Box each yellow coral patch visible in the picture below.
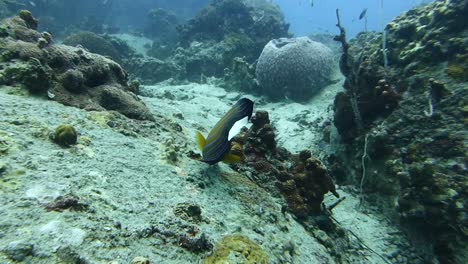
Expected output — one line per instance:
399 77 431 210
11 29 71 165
203 234 268 264
446 63 467 81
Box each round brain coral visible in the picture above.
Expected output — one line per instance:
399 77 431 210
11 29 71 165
255 37 334 101
53 124 77 147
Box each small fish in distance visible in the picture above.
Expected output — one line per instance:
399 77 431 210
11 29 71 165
359 8 368 20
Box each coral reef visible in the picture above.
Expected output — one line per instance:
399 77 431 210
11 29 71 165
174 0 290 84
145 8 179 45
203 234 268 264
62 31 181 84
0 11 153 120
277 155 340 218
331 1 468 262
50 0 291 87
222 56 258 92
232 110 339 219
256 37 335 101
125 56 182 85
171 40 230 81
2 58 52 93
332 31 401 141
146 41 174 60
62 31 121 62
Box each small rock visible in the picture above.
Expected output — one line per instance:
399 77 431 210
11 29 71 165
173 112 184 120
313 230 332 248
37 37 48 49
5 241 34 261
56 246 88 264
178 233 213 253
163 90 175 100
174 202 202 223
283 240 295 255
386 248 400 258
18 10 38 29
61 69 84 92
131 256 150 264
0 161 7 175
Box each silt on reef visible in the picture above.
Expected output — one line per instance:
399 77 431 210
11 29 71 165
231 110 339 220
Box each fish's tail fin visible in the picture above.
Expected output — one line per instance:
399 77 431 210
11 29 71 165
221 153 241 164
195 131 206 151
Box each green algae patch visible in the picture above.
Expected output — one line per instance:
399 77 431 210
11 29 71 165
0 131 16 156
86 111 115 128
446 63 468 81
203 234 268 264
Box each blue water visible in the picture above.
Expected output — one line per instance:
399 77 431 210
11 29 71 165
273 0 432 37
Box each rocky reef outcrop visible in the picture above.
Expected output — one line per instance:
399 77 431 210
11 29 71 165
62 31 181 85
0 11 153 120
33 0 291 89
145 8 179 45
256 37 335 101
62 31 122 63
331 1 467 262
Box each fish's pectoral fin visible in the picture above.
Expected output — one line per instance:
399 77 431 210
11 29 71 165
228 116 250 141
221 153 241 164
195 131 206 151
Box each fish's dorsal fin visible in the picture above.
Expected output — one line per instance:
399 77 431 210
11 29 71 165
228 116 250 141
221 153 241 164
195 131 206 151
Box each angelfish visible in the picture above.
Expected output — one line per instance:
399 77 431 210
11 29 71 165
196 98 254 165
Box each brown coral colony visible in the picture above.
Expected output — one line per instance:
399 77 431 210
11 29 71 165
232 110 339 219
